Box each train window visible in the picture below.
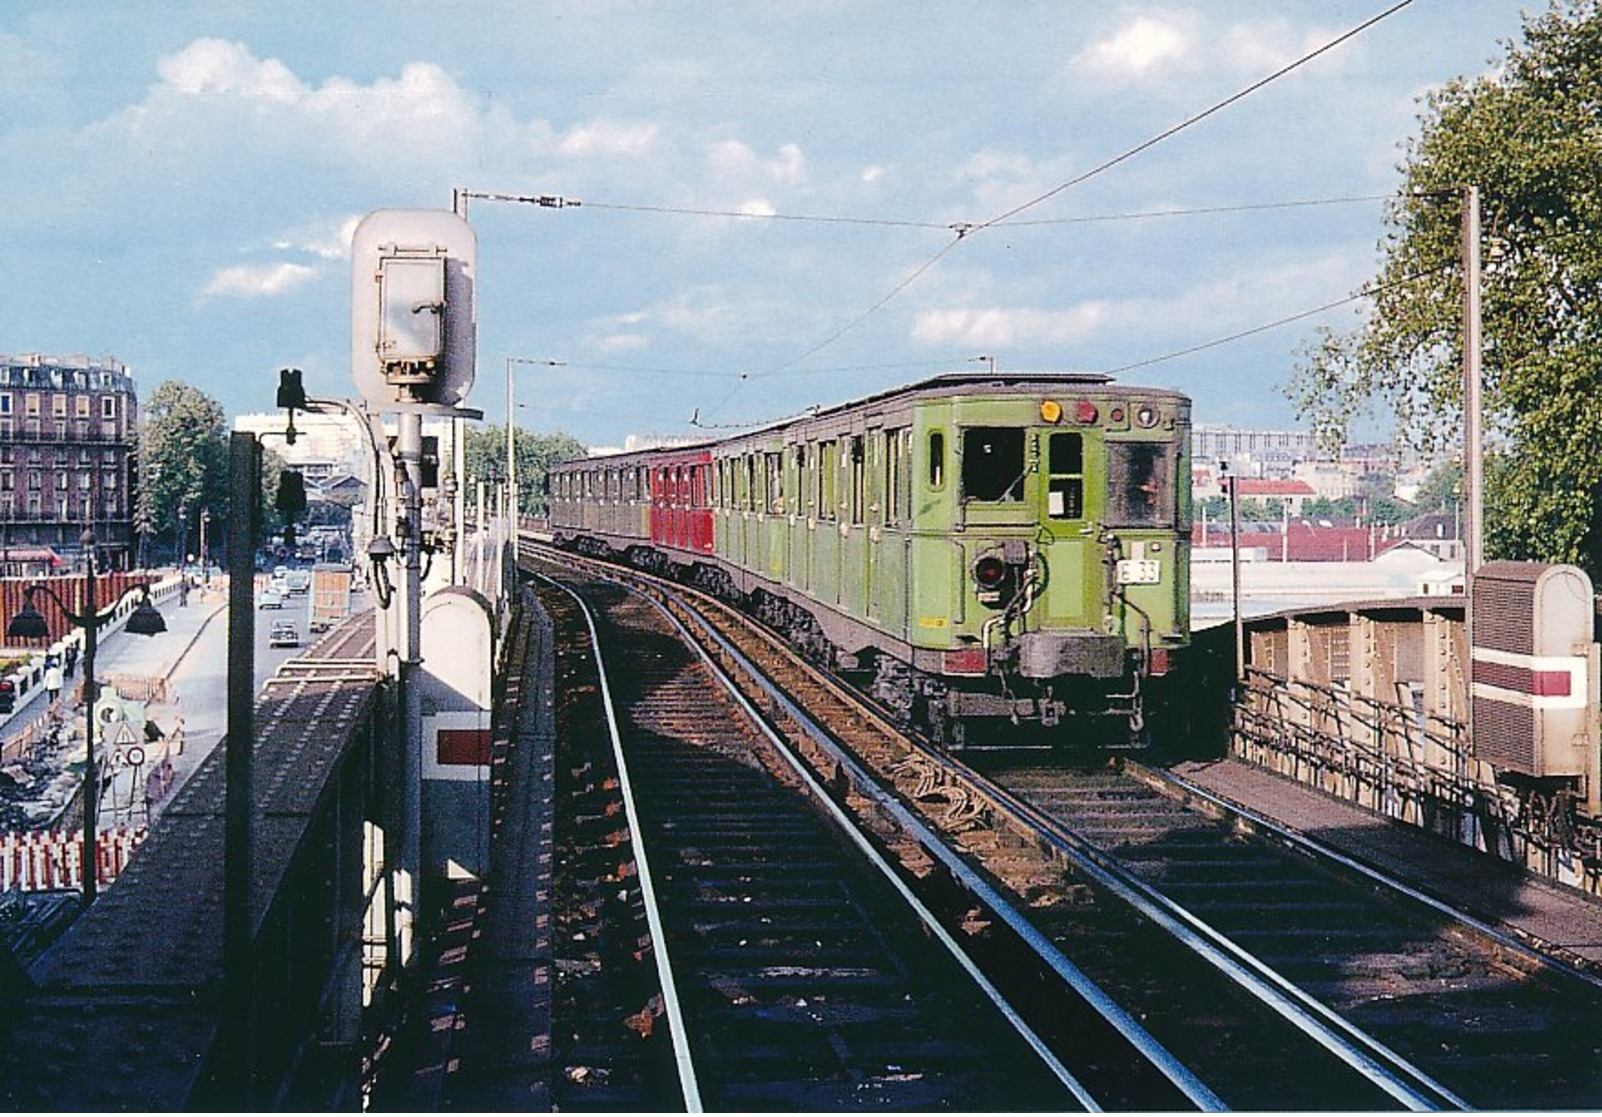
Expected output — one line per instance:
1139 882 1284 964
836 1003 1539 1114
1106 442 1173 527
928 431 945 490
961 427 1025 502
886 428 910 524
1048 433 1084 520
766 452 783 513
820 440 838 520
849 436 865 525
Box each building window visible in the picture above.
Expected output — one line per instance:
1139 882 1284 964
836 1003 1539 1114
75 395 89 418
52 395 66 417
25 393 40 417
0 393 10 414
101 396 116 420
103 472 117 490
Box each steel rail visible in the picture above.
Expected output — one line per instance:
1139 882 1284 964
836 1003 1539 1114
956 762 1471 1111
1151 762 1602 993
534 572 704 1112
524 540 1464 1109
634 581 1104 1111
635 574 1227 1113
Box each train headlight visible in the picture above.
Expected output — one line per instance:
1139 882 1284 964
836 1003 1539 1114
1039 400 1063 423
1075 400 1099 425
973 554 1009 590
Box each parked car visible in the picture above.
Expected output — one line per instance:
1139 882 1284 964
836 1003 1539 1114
268 621 301 648
259 589 285 610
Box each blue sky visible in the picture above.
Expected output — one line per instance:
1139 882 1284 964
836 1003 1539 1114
2 2 1530 448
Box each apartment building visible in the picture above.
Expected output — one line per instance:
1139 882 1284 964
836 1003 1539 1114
0 354 139 567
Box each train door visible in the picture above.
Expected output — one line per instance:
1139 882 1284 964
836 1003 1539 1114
910 406 960 643
814 439 841 605
791 443 812 594
872 427 912 638
764 450 787 582
841 433 869 619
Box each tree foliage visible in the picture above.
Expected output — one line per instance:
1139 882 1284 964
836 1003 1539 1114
462 424 585 516
1287 2 1602 575
137 380 229 557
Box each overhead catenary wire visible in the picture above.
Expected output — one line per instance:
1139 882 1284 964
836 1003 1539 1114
699 0 1418 417
1100 261 1457 377
466 1 1421 432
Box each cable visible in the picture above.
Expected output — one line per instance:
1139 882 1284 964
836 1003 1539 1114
1100 261 1454 377
582 200 950 231
974 0 1417 233
698 0 1416 417
999 194 1391 229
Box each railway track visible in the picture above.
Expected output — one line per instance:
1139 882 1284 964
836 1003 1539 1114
980 758 1602 1111
522 542 1548 1109
534 566 1088 1111
527 541 1602 1108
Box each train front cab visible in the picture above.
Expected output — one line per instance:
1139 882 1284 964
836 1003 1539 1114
904 388 1190 739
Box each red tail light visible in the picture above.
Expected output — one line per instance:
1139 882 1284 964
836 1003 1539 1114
973 554 1008 589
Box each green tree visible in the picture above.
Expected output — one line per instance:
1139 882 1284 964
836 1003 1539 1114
1412 459 1465 516
1286 2 1602 575
138 381 229 562
463 425 585 516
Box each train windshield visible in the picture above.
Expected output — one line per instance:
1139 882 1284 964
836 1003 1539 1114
961 428 1025 502
1105 441 1174 527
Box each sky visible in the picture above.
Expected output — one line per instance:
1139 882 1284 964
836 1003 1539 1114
1 1 1534 450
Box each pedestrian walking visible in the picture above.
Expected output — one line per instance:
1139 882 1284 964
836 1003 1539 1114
44 659 64 706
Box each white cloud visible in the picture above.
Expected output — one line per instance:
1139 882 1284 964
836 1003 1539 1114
157 37 301 101
100 39 491 176
595 332 651 353
203 261 317 298
1073 14 1194 83
911 303 1113 348
556 119 660 157
707 139 806 185
272 215 361 261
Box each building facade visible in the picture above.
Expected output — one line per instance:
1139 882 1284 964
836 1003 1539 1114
0 354 139 568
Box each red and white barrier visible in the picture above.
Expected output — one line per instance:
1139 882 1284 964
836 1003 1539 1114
0 827 147 892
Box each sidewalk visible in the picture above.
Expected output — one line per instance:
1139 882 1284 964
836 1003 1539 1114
0 582 229 834
96 583 231 825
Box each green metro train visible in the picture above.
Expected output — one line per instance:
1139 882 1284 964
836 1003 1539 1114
548 372 1191 744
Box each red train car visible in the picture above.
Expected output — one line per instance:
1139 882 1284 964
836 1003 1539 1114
649 448 714 556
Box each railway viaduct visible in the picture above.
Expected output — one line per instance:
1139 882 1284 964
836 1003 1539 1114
1 552 1598 1109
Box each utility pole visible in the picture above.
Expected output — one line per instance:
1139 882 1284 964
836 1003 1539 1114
1461 184 1483 842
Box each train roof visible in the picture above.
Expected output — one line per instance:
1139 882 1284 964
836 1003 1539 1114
552 370 1187 468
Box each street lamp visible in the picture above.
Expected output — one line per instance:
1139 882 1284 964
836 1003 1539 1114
505 356 563 526
5 530 166 905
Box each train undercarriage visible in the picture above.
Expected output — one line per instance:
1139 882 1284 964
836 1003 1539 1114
564 535 1154 747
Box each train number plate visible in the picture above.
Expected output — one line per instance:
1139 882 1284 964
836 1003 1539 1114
1116 558 1161 585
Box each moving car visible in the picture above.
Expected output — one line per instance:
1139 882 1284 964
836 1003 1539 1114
259 588 285 609
268 620 301 648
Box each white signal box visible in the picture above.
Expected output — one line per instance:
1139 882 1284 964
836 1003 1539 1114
352 209 477 413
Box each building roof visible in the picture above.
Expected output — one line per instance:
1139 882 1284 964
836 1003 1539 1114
1235 478 1317 497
